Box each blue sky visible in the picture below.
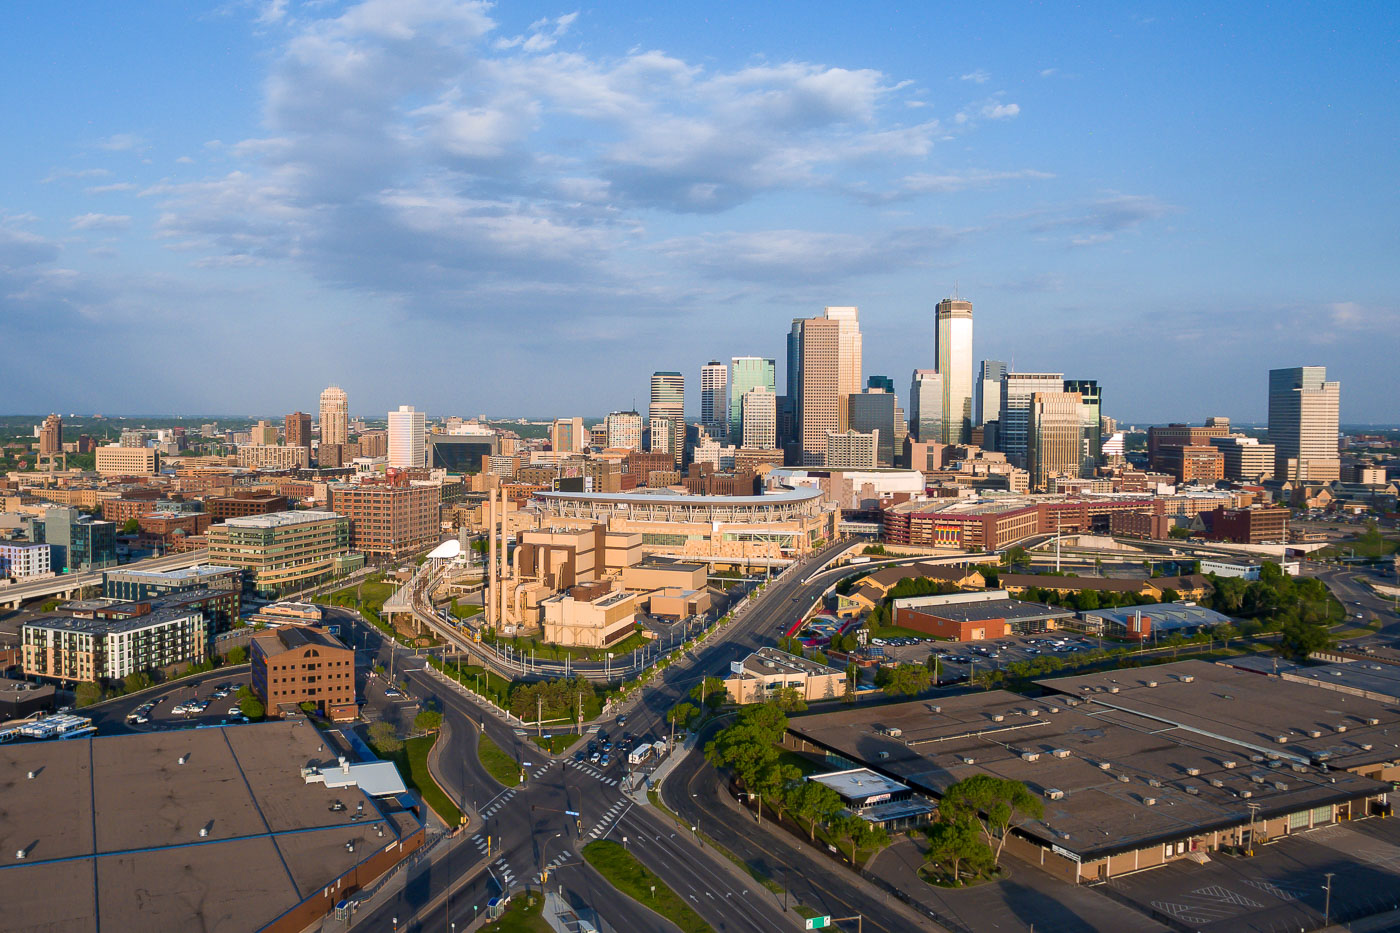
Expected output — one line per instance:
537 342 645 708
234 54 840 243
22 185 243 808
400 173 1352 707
2 1 1396 422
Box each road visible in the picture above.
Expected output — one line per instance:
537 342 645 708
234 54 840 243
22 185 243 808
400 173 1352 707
0 548 210 608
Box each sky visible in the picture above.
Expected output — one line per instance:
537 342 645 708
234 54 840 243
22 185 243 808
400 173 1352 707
2 1 1397 423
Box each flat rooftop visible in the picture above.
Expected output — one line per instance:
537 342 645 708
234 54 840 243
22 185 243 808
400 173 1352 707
25 606 202 636
787 686 1389 861
899 597 1073 625
536 486 821 506
0 721 421 933
808 767 908 801
1035 659 1400 771
735 647 842 679
1226 656 1400 703
105 563 239 581
223 510 340 529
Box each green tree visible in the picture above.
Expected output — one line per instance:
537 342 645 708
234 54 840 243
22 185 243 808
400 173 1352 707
774 686 808 713
238 694 265 720
121 518 141 534
704 703 788 790
876 663 932 697
413 709 444 732
690 676 727 709
74 681 104 707
1214 622 1239 648
368 720 403 755
787 780 844 842
924 813 992 885
667 701 699 745
942 775 1044 867
225 645 248 665
1003 546 1029 569
122 671 153 694
1279 618 1333 660
924 653 942 682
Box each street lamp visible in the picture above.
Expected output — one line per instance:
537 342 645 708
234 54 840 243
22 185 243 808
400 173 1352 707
1324 872 1335 926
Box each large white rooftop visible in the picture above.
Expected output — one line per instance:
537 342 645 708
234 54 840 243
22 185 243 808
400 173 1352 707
224 509 341 529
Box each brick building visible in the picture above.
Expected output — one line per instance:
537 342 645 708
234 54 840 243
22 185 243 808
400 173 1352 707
329 479 441 559
251 625 357 721
1204 506 1289 544
206 491 292 521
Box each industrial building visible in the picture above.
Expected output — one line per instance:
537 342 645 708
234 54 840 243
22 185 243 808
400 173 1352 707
892 589 1073 641
0 722 424 933
723 646 845 704
785 660 1396 884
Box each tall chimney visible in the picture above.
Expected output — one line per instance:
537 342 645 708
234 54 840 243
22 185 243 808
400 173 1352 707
486 490 497 625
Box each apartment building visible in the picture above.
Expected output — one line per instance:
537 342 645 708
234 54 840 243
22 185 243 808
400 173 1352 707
0 541 52 580
206 491 292 521
22 609 207 683
329 480 441 559
95 445 158 476
237 445 311 470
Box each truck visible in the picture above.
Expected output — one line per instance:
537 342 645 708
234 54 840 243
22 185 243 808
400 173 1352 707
628 743 653 765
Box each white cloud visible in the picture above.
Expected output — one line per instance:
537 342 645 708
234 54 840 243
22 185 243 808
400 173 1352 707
85 183 138 194
960 69 990 84
901 168 1052 194
654 226 960 284
982 101 1019 119
70 213 132 230
95 133 147 152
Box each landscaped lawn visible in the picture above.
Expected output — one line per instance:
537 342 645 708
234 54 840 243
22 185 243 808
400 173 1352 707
528 733 576 754
477 733 522 787
450 599 482 619
395 734 463 827
582 840 711 933
480 893 553 932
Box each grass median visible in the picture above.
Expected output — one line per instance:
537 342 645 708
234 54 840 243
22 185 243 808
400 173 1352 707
398 734 463 827
478 732 522 787
581 839 712 933
480 892 552 932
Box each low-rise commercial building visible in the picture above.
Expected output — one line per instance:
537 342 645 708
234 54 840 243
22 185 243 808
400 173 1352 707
251 625 357 721
22 609 207 683
205 510 351 596
1199 557 1299 579
1078 602 1235 639
540 582 637 647
723 646 845 704
206 490 293 521
805 768 934 831
1203 506 1289 544
94 445 158 476
237 444 311 470
892 589 1073 640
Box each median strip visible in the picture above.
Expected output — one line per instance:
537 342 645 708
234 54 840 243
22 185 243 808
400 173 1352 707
581 839 713 933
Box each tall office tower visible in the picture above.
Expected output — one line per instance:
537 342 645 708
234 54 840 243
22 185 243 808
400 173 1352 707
320 386 348 446
387 405 426 469
700 361 728 438
285 411 312 451
729 356 777 443
999 372 1064 468
848 389 896 467
605 410 643 450
976 360 1008 427
1028 391 1083 491
550 417 586 454
935 298 974 443
798 306 863 465
38 414 62 456
740 386 778 450
649 371 685 466
908 370 943 444
1100 414 1117 437
648 416 675 458
1268 366 1341 481
1063 379 1102 476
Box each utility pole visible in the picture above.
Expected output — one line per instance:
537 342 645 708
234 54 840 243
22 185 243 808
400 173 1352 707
1323 872 1335 926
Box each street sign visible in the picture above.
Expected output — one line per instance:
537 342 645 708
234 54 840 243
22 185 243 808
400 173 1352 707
805 918 831 930
565 810 580 816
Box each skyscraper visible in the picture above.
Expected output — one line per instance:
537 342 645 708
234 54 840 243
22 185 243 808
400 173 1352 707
319 386 348 446
976 360 1008 427
700 362 728 438
387 405 426 469
740 386 777 450
649 371 685 466
285 411 312 452
935 298 974 443
908 370 943 444
38 414 62 457
550 417 586 454
1028 391 1083 491
1062 379 1102 476
999 372 1064 468
867 375 895 394
798 306 862 466
848 389 896 467
1268 366 1340 481
729 356 777 443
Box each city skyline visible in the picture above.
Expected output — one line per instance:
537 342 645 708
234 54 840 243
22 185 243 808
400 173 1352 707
2 3 1395 421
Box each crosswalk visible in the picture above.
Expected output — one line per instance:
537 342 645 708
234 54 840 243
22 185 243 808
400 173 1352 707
586 799 631 840
479 787 518 820
532 847 574 884
493 856 515 889
565 757 620 786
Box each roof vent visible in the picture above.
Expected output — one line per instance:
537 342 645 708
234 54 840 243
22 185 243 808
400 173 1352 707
1180 675 1195 683
1308 730 1323 738
1143 797 1157 806
1021 752 1040 762
1099 761 1113 771
1250 754 1265 763
1335 724 1348 733
1118 774 1130 783
1108 686 1120 694
1240 790 1253 798
991 715 1004 723
1052 748 1071 759
346 841 354 853
1045 788 1064 800
1275 735 1290 744
1367 717 1380 726
1273 781 1289 791
199 827 209 838
1065 698 1080 707
26 771 34 780
961 756 975 765
1147 681 1158 688
1361 743 1374 751
929 705 942 713
1251 773 1267 784
1210 778 1225 788
1029 709 1040 717
178 755 188 765
1223 760 1238 769
1186 767 1200 777
877 751 890 760
1291 764 1306 773
1185 786 1200 796
15 849 24 860
1148 778 1162 788
1047 706 1060 713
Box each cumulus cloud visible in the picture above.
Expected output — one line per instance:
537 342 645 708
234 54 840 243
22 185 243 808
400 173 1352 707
70 213 132 230
960 69 990 84
95 133 147 152
901 168 1052 194
85 183 138 194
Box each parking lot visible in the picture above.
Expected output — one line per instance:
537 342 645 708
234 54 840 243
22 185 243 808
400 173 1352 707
123 678 252 730
876 632 1103 678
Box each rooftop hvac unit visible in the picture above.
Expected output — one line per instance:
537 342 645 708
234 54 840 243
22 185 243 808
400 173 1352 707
877 751 890 760
1143 797 1157 806
1251 773 1267 784
1066 698 1080 706
1021 752 1040 762
1180 675 1195 683
1275 735 1289 744
1308 730 1323 738
929 705 942 713
961 756 975 765
1361 743 1375 751
1273 781 1289 791
1148 778 1162 788
178 755 188 765
1185 786 1200 796
992 714 1004 722
1250 755 1265 763
1118 774 1131 783
1045 788 1064 800
199 827 208 838
1335 724 1348 733
1240 790 1253 798
1047 707 1061 713
1029 709 1041 717
1052 748 1072 759
1186 767 1200 777
1210 778 1225 788
1147 681 1158 688
1223 760 1238 769
1367 717 1380 726
1099 761 1113 771
1108 686 1120 694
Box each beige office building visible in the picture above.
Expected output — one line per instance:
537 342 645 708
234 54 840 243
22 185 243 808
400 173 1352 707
238 444 311 470
798 306 863 466
1028 391 1083 491
95 445 158 476
1268 366 1340 482
551 417 586 454
724 647 845 704
319 386 349 446
605 411 643 450
541 582 638 647
1209 436 1276 482
740 386 777 450
824 429 877 469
